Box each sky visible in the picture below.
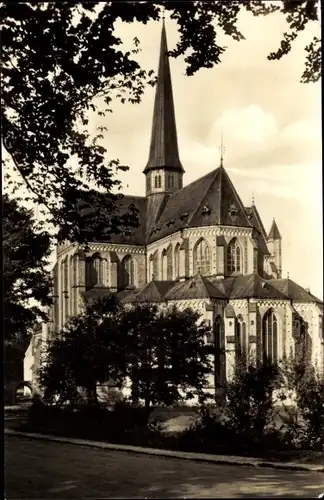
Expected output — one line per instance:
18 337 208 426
100 8 321 299
4 5 322 299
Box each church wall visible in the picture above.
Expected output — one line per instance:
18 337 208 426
147 232 183 280
293 302 324 373
257 301 288 362
147 225 259 280
55 242 146 331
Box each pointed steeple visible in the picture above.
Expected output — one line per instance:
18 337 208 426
268 218 282 240
144 21 184 174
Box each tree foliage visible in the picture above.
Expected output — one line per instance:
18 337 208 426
116 304 213 409
38 295 125 406
225 360 280 442
3 193 52 347
1 1 320 244
39 299 213 409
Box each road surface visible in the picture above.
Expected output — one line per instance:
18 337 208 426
5 435 324 498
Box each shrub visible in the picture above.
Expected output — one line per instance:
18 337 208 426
278 356 324 451
224 360 281 451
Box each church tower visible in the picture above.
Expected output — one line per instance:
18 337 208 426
267 218 282 278
144 21 184 198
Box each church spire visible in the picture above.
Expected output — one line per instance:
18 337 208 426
268 218 282 240
143 21 184 174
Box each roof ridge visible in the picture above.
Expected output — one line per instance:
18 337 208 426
251 205 268 241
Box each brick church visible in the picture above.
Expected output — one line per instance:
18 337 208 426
25 22 323 394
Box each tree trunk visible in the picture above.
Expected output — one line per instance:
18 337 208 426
86 384 99 407
131 362 139 406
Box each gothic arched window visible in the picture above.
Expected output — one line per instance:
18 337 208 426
262 309 278 364
174 243 180 279
154 175 161 189
149 251 158 280
295 318 312 365
161 249 167 280
227 238 241 274
194 238 211 275
166 245 173 280
121 255 135 287
235 316 247 368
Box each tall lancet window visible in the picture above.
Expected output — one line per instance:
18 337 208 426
262 309 278 364
166 244 173 280
227 238 241 274
161 249 167 280
193 238 211 276
121 255 135 287
149 251 158 280
174 243 180 279
235 316 247 368
154 175 161 189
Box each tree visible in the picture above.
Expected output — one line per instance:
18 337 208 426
225 360 280 445
116 304 213 412
38 295 125 406
3 193 52 349
39 299 213 411
278 353 324 450
1 1 320 244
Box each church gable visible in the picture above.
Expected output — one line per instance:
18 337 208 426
164 274 226 301
268 278 323 304
149 166 252 243
189 167 252 230
149 169 217 242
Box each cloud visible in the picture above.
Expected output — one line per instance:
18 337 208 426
210 105 278 144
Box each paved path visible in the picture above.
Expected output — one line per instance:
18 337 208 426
5 435 324 498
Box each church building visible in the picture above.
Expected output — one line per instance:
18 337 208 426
25 23 323 393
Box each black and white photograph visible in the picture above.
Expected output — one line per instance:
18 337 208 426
3 1 323 498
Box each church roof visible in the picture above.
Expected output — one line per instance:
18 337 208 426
144 21 184 174
164 274 226 301
149 166 252 242
79 193 147 246
209 274 287 300
268 219 282 240
126 280 176 303
268 278 322 304
245 206 270 255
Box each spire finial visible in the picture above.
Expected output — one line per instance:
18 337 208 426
162 4 165 21
252 190 255 206
218 133 225 167
287 271 289 279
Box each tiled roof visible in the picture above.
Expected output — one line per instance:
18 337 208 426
209 274 287 300
120 274 321 304
149 166 252 242
164 274 226 301
268 278 323 304
79 193 147 246
128 280 176 303
245 205 270 255
230 274 287 300
117 288 140 302
268 219 282 240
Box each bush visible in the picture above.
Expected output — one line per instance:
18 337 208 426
22 398 167 446
278 357 324 451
